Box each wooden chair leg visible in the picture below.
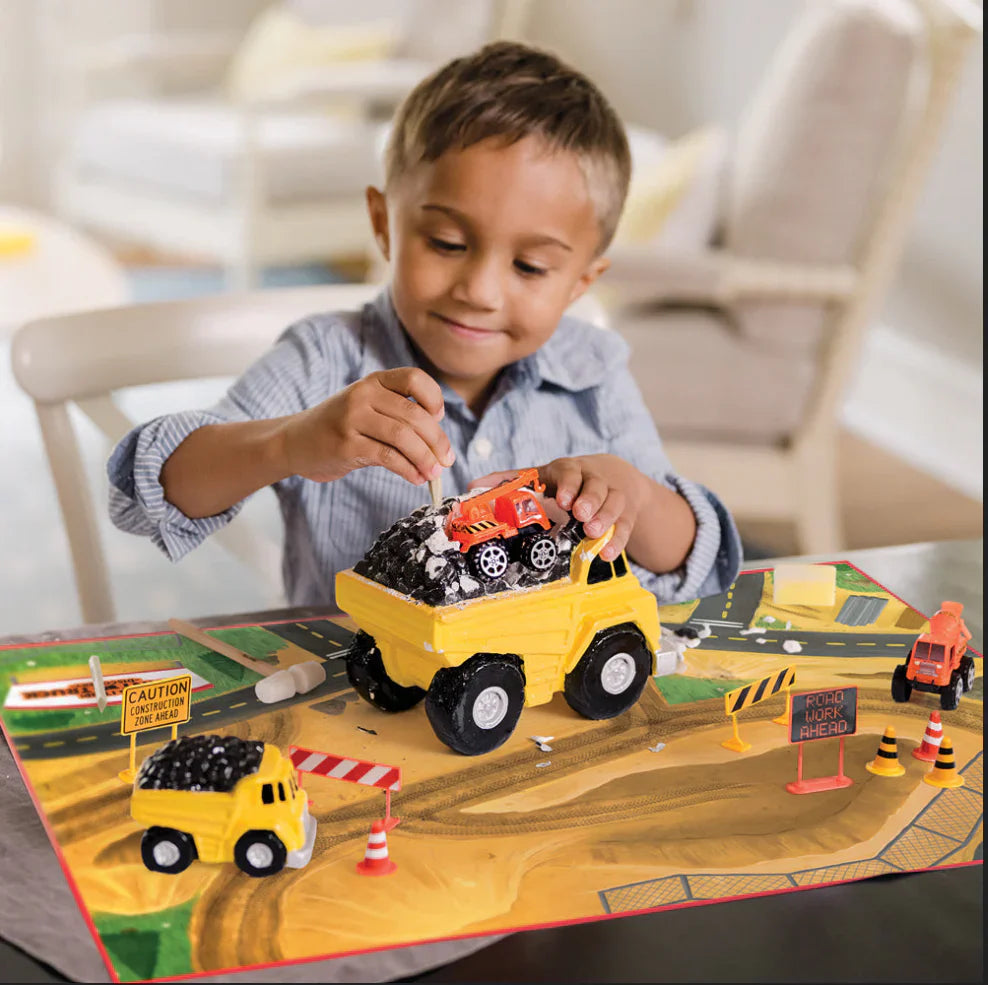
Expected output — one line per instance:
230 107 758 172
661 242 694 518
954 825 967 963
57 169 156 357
793 441 843 555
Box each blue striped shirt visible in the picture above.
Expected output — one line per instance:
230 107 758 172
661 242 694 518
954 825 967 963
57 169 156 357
108 289 741 609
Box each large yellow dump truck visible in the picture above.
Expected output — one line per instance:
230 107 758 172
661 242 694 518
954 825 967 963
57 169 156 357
131 735 316 877
336 531 661 755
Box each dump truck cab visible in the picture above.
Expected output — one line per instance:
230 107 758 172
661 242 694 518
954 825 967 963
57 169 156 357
337 528 663 755
131 735 316 877
892 600 976 711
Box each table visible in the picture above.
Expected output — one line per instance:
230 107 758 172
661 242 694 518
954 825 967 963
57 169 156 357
1 540 982 983
0 204 128 337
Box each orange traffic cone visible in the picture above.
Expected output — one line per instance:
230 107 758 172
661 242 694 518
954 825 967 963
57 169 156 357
912 710 943 762
865 726 905 777
356 819 397 876
923 736 965 789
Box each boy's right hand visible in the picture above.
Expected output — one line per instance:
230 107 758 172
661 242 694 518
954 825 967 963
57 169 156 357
281 368 455 485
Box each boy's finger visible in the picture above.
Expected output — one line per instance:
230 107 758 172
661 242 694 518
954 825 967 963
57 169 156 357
583 488 626 540
545 459 583 511
467 470 517 491
572 473 608 523
600 516 634 562
378 367 445 419
377 389 455 467
365 409 443 483
352 435 429 486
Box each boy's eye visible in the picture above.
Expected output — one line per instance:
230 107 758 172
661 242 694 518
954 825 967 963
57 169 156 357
514 259 548 277
428 236 465 253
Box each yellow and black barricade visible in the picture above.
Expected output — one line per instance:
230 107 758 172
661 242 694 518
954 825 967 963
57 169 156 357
722 666 796 752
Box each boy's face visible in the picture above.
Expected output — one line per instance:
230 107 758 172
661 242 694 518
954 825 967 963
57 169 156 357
367 136 609 412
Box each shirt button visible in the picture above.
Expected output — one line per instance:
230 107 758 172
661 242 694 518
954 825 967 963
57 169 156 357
474 438 493 461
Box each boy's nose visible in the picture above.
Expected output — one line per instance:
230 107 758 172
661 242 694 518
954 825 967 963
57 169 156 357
451 256 503 311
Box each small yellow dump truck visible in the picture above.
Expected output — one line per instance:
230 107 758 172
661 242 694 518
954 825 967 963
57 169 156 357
131 734 316 877
336 531 661 755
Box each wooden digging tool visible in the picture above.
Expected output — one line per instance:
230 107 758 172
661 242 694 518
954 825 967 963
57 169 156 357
168 617 274 677
428 472 443 508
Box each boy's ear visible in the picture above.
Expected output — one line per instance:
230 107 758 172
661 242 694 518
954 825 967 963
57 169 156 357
366 186 390 261
568 255 610 305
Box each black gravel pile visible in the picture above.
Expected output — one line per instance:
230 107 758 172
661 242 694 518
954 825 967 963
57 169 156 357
354 499 584 607
136 734 265 792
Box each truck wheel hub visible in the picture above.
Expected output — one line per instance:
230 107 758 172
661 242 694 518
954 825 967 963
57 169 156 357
246 842 274 869
153 841 181 867
601 653 636 694
529 539 557 570
473 686 510 729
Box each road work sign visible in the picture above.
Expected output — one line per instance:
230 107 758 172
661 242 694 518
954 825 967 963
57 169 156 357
788 687 858 744
121 675 192 736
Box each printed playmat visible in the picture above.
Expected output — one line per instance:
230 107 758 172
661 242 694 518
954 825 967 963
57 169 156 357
1 562 982 983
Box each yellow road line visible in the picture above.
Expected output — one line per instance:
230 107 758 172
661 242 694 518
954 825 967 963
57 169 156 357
296 623 308 629
311 632 324 639
201 709 221 716
858 642 877 646
826 642 846 646
327 639 342 647
888 643 907 647
43 740 65 748
76 735 98 742
230 702 247 709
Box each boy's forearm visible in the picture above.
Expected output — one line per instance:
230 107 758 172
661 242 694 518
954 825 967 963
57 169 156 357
160 419 292 519
626 479 697 574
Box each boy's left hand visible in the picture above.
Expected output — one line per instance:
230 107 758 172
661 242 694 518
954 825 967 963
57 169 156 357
468 455 647 562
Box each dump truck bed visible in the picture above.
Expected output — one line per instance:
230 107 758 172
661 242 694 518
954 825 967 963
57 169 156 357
336 564 661 706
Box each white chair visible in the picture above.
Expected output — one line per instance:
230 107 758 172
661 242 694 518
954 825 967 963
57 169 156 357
602 0 982 554
11 282 607 626
53 0 533 291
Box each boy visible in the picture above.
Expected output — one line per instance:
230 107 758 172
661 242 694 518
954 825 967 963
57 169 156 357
109 41 742 608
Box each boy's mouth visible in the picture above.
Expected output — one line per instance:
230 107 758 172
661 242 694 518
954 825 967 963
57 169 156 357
432 312 500 340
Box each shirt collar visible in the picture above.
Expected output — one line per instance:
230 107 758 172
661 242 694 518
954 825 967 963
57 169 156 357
532 313 612 392
363 289 608 399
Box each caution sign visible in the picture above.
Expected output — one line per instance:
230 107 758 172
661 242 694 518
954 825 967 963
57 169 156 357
121 675 192 735
788 687 858 744
724 666 796 716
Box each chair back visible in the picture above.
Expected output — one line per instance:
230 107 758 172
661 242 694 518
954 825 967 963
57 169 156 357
12 282 608 625
728 0 981 445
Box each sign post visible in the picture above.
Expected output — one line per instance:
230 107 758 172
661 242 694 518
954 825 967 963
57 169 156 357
722 666 797 753
786 686 858 794
119 674 192 783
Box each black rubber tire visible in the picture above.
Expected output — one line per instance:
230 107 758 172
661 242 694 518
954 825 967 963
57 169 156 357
346 631 425 712
940 671 964 711
959 655 976 691
141 827 197 875
234 830 287 877
519 533 557 572
468 541 510 581
425 654 525 756
564 626 652 720
891 663 912 703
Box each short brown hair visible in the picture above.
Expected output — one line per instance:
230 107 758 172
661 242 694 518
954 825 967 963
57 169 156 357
385 41 631 252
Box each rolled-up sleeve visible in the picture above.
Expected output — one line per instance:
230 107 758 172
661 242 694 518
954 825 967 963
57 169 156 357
107 315 348 562
591 350 743 603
